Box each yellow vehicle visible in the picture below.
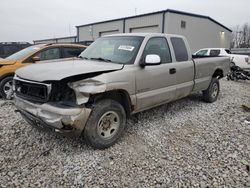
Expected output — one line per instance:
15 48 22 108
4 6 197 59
0 43 87 98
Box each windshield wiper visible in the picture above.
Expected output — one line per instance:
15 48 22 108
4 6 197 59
79 56 89 60
90 57 112 62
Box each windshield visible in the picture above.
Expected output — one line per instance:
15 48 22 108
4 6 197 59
79 36 144 64
6 46 42 60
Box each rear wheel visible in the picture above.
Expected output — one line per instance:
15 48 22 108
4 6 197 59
0 76 14 99
202 77 220 103
83 99 126 149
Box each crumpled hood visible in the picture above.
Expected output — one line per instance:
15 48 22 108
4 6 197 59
16 59 124 82
0 59 16 65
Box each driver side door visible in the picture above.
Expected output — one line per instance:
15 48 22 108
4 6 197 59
135 37 177 111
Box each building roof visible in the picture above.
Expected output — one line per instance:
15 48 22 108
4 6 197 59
76 9 232 32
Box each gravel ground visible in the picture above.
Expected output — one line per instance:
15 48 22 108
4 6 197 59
0 79 250 187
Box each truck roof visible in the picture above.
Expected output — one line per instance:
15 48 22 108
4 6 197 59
103 33 185 38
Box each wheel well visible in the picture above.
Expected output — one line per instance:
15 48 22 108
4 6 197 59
0 73 14 82
212 69 223 79
89 90 132 117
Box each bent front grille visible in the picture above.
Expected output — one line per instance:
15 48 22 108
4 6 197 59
14 77 51 103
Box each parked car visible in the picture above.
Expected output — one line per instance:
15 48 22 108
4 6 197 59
193 48 250 70
0 43 87 98
14 33 230 149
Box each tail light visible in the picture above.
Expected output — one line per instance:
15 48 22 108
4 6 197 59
245 57 249 63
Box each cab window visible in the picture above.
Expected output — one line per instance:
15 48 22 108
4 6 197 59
142 37 172 64
170 37 188 62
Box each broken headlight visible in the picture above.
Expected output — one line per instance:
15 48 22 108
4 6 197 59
49 82 77 106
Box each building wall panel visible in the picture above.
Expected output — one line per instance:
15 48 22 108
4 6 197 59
78 26 93 41
78 20 123 41
165 13 231 52
125 13 162 33
76 10 232 52
130 25 159 33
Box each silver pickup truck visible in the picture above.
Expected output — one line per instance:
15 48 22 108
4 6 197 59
14 33 230 149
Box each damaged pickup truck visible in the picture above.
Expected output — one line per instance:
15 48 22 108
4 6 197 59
14 33 230 149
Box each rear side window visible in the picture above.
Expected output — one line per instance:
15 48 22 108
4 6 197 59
62 47 85 58
170 37 188 62
209 50 220 56
142 37 172 64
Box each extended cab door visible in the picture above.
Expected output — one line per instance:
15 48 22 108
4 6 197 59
170 37 195 99
135 37 177 111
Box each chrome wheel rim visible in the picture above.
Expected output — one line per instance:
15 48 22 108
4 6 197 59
3 80 13 97
211 83 218 98
97 111 120 139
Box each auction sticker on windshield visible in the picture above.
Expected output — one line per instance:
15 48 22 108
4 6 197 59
118 45 135 51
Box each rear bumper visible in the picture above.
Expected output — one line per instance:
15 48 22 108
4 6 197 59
15 96 91 137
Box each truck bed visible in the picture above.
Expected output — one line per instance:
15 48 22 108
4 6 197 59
192 56 230 92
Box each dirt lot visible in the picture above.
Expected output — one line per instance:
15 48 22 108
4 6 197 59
0 79 250 187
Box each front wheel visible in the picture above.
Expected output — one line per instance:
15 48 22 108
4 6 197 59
202 78 220 103
83 99 126 149
0 76 14 99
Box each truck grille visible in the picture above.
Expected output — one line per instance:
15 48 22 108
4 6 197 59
14 77 51 103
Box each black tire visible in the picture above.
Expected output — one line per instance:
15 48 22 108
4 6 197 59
83 99 126 149
202 77 220 103
0 76 14 99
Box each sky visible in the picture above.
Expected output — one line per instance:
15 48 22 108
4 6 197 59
0 0 250 42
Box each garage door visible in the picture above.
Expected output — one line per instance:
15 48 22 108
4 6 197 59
99 30 119 37
130 25 159 33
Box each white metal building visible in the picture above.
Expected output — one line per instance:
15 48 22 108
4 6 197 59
33 36 77 44
76 9 232 52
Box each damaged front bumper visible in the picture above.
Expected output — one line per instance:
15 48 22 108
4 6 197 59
15 96 92 137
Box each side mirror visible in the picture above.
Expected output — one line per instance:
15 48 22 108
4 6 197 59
32 56 40 63
142 54 161 66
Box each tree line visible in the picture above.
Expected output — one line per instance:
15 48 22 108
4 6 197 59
231 23 250 48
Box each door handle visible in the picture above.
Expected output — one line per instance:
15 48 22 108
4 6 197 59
169 68 176 74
